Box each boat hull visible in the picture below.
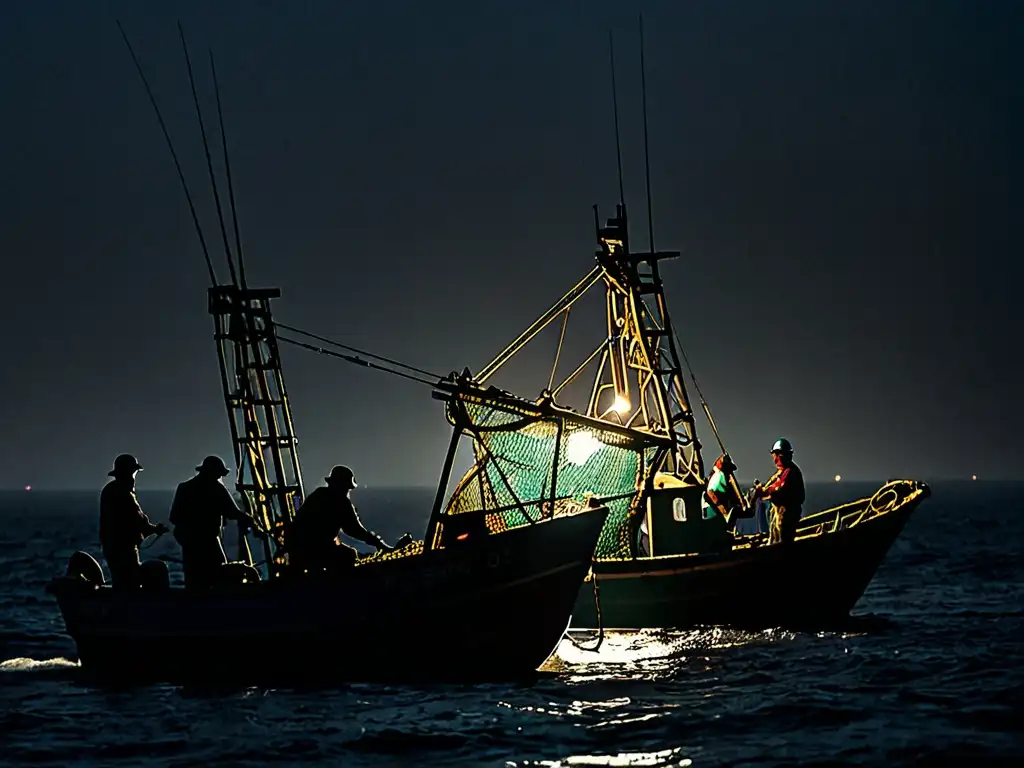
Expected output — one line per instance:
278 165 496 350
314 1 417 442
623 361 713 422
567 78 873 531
570 483 927 630
49 508 608 684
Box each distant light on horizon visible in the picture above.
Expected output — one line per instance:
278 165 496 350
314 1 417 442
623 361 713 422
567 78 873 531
834 475 841 482
24 485 31 491
972 474 978 481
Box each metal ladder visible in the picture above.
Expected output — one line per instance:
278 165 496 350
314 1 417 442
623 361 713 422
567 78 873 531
209 284 305 575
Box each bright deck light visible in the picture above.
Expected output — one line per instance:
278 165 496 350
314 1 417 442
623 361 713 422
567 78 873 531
566 430 603 466
612 394 631 414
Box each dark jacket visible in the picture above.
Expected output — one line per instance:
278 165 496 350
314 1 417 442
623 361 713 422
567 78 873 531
762 462 806 510
169 475 245 544
287 487 375 556
99 479 159 555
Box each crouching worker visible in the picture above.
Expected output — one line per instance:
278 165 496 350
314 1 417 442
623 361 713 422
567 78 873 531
701 453 749 525
169 455 256 589
285 465 393 574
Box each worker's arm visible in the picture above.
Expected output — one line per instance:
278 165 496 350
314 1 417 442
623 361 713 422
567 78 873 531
218 484 251 523
340 504 392 551
760 467 791 498
133 496 167 537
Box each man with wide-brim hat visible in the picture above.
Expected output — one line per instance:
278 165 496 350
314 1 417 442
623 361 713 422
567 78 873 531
285 465 393 573
169 455 256 589
99 453 168 589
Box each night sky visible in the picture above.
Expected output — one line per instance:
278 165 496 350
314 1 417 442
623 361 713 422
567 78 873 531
1 0 1019 491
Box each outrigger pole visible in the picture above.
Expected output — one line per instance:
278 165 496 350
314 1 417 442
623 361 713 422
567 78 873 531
118 21 305 575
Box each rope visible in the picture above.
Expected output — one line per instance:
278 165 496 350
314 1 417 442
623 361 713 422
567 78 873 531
276 334 441 387
140 531 165 550
274 322 443 381
671 325 727 457
548 307 571 392
566 566 605 652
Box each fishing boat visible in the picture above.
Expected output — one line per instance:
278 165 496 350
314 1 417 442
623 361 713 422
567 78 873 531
47 253 669 685
468 24 931 631
473 199 930 631
45 29 670 683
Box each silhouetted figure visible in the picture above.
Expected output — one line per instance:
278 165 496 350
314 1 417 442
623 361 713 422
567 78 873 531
286 466 392 573
99 454 168 589
169 455 253 589
752 438 805 545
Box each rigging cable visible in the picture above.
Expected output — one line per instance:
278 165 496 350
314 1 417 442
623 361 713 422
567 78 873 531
275 334 441 388
274 322 444 381
548 307 571 392
178 22 239 287
670 324 727 456
115 21 217 287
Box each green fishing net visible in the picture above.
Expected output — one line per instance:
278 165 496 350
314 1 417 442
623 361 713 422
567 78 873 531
442 392 662 559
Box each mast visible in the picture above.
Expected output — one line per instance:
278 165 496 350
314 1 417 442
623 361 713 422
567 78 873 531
588 207 704 482
584 17 705 481
466 22 711 483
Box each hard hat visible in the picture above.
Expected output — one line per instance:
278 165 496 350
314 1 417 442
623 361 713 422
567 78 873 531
108 453 143 477
196 455 231 477
771 438 793 454
325 465 357 488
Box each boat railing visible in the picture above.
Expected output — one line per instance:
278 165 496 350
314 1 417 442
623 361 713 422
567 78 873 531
796 479 928 537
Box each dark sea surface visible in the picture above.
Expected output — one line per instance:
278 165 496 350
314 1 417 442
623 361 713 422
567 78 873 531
1 481 1021 766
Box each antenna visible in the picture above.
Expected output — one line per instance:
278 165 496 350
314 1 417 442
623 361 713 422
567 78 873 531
178 21 239 288
116 20 218 286
210 50 248 291
639 12 655 254
608 29 625 209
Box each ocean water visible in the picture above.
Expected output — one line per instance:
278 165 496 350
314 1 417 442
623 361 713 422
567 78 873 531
0 482 1021 766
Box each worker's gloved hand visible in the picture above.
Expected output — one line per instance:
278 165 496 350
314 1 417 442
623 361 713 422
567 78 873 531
154 523 170 536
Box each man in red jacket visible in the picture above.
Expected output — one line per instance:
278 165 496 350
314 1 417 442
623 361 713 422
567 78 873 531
752 438 805 545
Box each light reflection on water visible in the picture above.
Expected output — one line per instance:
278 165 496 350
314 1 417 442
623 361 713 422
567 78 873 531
506 746 693 767
541 627 798 684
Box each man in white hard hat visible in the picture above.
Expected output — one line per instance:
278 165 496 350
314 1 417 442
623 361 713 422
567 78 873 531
751 438 805 545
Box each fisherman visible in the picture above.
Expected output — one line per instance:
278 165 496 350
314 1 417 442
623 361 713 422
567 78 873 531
99 454 168 589
285 465 393 573
169 455 256 589
702 453 741 522
751 438 805 545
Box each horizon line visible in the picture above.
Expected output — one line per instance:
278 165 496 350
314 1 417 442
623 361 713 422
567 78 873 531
1 477 1019 493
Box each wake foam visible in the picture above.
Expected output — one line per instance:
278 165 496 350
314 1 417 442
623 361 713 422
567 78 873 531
0 656 80 673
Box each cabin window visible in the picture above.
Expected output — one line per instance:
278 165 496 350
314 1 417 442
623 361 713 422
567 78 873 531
672 497 687 522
